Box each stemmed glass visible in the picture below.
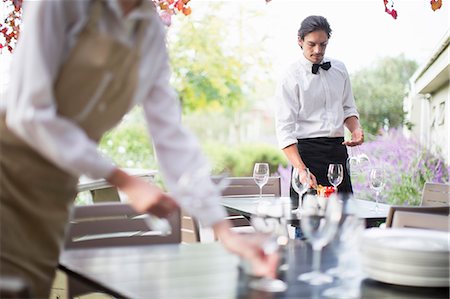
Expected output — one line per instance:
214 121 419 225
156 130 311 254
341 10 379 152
291 167 311 214
327 164 343 190
323 215 365 299
346 146 371 185
298 194 343 285
369 167 385 213
253 163 269 200
248 199 289 293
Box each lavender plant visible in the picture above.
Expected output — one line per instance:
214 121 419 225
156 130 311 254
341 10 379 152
276 129 449 206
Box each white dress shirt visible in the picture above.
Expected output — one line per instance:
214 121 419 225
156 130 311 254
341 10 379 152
275 54 359 149
2 0 226 226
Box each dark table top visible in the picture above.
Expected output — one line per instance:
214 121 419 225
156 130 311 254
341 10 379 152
59 240 449 299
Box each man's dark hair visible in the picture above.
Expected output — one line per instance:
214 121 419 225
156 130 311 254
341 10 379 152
298 15 332 40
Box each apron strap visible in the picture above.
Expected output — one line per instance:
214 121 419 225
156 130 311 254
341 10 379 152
85 0 103 31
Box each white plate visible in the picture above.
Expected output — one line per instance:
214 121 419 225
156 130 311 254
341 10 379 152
361 228 449 253
360 228 449 264
360 245 448 267
363 264 450 287
361 257 449 278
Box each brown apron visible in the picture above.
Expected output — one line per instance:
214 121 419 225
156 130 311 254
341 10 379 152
0 0 147 297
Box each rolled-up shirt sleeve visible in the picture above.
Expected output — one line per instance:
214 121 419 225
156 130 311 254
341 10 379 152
141 28 227 227
275 73 300 149
6 1 115 179
341 65 359 120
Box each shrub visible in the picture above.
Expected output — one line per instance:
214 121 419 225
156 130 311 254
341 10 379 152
98 108 157 170
275 129 449 205
355 129 449 205
202 142 288 176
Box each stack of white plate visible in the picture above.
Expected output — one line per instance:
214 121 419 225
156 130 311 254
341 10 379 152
359 228 449 287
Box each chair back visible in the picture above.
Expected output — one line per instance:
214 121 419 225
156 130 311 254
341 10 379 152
180 177 282 243
181 210 201 243
215 176 281 197
64 203 181 249
0 276 31 299
385 205 449 231
219 176 281 229
421 182 450 206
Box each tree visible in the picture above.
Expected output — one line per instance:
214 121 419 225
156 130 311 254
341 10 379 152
351 55 418 135
167 4 243 112
167 2 271 113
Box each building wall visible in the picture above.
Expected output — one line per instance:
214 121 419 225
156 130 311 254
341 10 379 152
428 87 449 161
404 33 449 164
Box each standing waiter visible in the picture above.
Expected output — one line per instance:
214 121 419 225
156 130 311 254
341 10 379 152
275 15 364 210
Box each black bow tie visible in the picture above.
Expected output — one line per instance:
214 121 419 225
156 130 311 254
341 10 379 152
312 61 331 74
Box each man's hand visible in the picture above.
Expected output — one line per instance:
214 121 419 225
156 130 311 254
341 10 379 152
107 168 179 218
297 167 317 189
213 220 279 278
342 127 364 147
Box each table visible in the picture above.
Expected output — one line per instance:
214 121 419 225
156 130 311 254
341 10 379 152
59 241 449 299
220 196 390 227
60 243 240 299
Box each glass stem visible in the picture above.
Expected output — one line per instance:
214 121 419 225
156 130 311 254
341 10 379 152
259 186 262 199
312 245 322 273
375 191 380 212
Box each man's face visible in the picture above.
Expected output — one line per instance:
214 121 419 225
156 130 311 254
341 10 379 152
298 30 329 64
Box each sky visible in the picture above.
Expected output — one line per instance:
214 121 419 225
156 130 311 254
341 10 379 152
189 0 449 77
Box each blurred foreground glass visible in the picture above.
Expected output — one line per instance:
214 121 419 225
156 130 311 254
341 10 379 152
298 194 343 285
248 199 289 292
323 214 365 298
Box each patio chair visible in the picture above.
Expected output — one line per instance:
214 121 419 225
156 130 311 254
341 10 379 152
219 176 281 233
60 202 181 298
421 182 450 206
385 205 449 231
0 275 31 299
181 177 282 243
181 209 201 243
217 176 282 197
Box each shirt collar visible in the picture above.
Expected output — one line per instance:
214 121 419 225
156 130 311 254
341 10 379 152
298 54 330 70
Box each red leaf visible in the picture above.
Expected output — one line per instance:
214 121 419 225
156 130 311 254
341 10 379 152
182 6 192 15
383 0 398 19
430 0 442 11
175 0 184 11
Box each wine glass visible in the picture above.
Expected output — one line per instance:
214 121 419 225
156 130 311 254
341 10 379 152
327 164 343 190
248 199 288 293
347 146 371 185
325 214 365 278
369 167 385 213
298 194 343 285
323 215 365 299
291 167 311 214
253 163 269 200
